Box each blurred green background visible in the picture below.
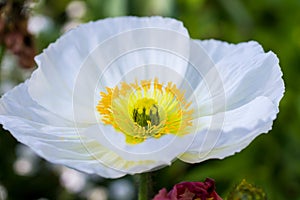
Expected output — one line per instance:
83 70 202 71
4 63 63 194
0 0 299 199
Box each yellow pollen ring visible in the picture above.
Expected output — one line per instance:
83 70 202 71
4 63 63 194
96 78 194 144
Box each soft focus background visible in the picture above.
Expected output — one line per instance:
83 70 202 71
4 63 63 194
0 0 299 199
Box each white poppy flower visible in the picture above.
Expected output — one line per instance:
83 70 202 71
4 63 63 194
0 16 284 178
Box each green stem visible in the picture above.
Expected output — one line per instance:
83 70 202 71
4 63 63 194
138 172 151 200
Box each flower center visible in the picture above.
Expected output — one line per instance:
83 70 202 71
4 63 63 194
97 78 194 144
132 98 160 128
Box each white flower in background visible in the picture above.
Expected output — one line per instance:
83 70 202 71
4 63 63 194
0 17 284 178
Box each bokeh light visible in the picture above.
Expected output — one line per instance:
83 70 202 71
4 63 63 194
0 184 7 200
59 167 87 193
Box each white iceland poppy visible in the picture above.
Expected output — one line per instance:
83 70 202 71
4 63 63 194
0 16 284 178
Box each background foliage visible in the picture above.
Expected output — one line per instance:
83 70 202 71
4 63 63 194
0 0 299 199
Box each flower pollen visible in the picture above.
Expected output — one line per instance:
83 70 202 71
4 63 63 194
97 78 194 144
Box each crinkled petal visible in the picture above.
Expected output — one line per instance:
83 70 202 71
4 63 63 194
0 82 193 176
179 96 278 163
29 16 190 123
0 83 127 178
193 39 284 116
179 39 284 162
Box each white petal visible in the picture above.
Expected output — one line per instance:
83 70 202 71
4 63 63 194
193 39 284 115
81 124 196 174
0 83 126 178
0 82 74 128
29 16 190 124
197 39 264 63
179 96 278 163
0 82 192 176
182 40 284 162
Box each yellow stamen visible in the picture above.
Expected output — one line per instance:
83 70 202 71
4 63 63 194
96 78 194 144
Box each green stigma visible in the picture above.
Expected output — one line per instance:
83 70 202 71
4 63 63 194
132 98 160 128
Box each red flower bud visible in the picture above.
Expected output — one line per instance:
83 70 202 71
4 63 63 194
153 178 222 200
